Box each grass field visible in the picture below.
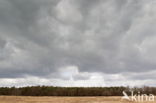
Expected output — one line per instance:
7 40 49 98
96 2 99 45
0 96 155 103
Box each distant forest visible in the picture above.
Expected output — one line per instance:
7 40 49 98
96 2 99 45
0 86 156 96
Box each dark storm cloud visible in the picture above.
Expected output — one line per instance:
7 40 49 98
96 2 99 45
0 0 156 86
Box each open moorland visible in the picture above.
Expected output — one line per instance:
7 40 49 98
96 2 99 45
0 96 155 103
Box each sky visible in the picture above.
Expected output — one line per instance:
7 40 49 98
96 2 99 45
0 0 156 87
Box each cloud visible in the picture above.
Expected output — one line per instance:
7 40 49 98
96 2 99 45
0 0 156 86
55 0 83 23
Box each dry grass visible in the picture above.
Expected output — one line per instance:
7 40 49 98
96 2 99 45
0 96 155 103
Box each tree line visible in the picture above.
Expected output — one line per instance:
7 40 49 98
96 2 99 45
0 86 156 96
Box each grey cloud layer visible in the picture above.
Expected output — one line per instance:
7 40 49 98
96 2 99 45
0 0 156 86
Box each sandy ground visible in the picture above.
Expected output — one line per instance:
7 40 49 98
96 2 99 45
0 96 155 103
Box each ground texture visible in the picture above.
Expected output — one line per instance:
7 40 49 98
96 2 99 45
0 96 155 103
